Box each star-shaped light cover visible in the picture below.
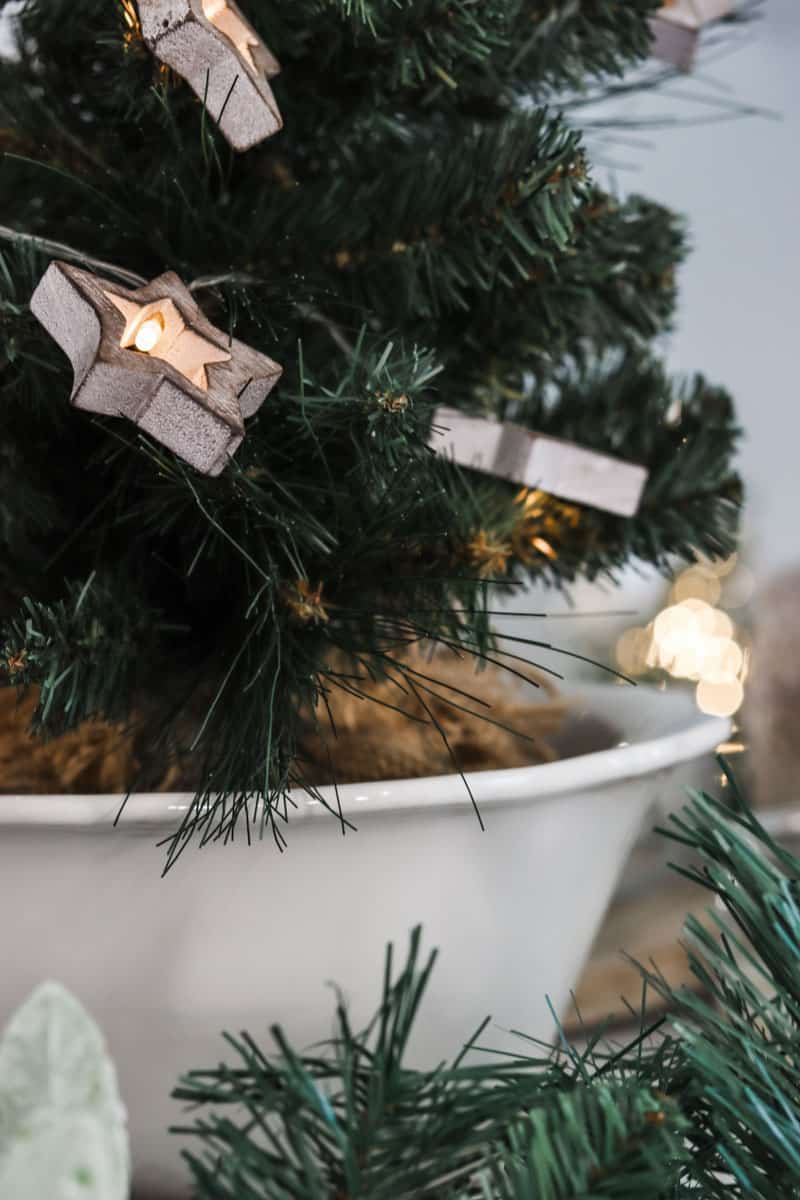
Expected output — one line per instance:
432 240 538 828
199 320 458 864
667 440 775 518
30 260 282 476
201 0 265 73
105 291 231 392
137 0 282 151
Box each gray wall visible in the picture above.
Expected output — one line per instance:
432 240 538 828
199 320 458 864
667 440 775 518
623 0 799 579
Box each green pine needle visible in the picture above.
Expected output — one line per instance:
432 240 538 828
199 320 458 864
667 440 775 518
173 780 800 1198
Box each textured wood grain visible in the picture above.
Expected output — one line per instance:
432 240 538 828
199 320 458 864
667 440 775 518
649 16 700 69
137 0 282 151
745 568 800 810
30 260 282 475
657 0 733 27
650 0 733 70
430 406 648 517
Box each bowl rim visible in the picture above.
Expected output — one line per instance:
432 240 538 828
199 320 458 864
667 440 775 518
0 683 730 830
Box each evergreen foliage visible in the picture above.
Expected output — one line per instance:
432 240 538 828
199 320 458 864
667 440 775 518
173 777 800 1198
0 0 741 858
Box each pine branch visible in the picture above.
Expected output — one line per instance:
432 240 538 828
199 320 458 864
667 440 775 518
264 0 662 107
172 925 685 1199
646 774 800 1198
0 572 174 734
311 111 587 323
443 191 686 382
488 1081 685 1199
503 0 662 95
171 781 800 1197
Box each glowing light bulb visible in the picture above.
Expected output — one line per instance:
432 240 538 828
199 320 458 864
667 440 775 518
134 316 164 354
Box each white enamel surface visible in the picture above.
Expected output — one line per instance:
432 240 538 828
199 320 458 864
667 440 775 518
0 684 727 1195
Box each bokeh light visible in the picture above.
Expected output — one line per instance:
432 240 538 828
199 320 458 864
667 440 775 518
615 556 748 718
670 569 721 606
696 678 744 718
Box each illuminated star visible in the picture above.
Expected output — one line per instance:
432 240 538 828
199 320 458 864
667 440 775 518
105 292 231 393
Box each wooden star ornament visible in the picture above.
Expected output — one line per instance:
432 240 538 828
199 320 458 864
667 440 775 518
30 261 282 476
430 408 648 518
137 0 282 151
650 0 733 70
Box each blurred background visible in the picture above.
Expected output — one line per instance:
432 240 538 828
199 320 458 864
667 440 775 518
499 0 797 707
633 0 798 587
500 0 800 1037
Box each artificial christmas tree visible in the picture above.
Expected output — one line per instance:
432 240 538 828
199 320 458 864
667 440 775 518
0 0 741 864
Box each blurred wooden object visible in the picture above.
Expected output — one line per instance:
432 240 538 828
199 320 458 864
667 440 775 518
137 0 282 151
568 866 713 1036
745 568 800 810
650 0 733 70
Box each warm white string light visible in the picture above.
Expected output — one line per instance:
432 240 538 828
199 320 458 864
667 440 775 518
133 315 164 354
616 555 752 718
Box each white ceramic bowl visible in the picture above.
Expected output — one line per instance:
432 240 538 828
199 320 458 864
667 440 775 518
0 683 727 1194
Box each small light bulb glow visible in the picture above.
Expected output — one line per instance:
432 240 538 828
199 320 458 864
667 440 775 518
670 568 722 606
134 316 163 354
696 677 744 718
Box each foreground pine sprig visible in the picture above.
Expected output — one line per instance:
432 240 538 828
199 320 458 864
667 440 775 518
172 925 686 1199
173 775 800 1199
